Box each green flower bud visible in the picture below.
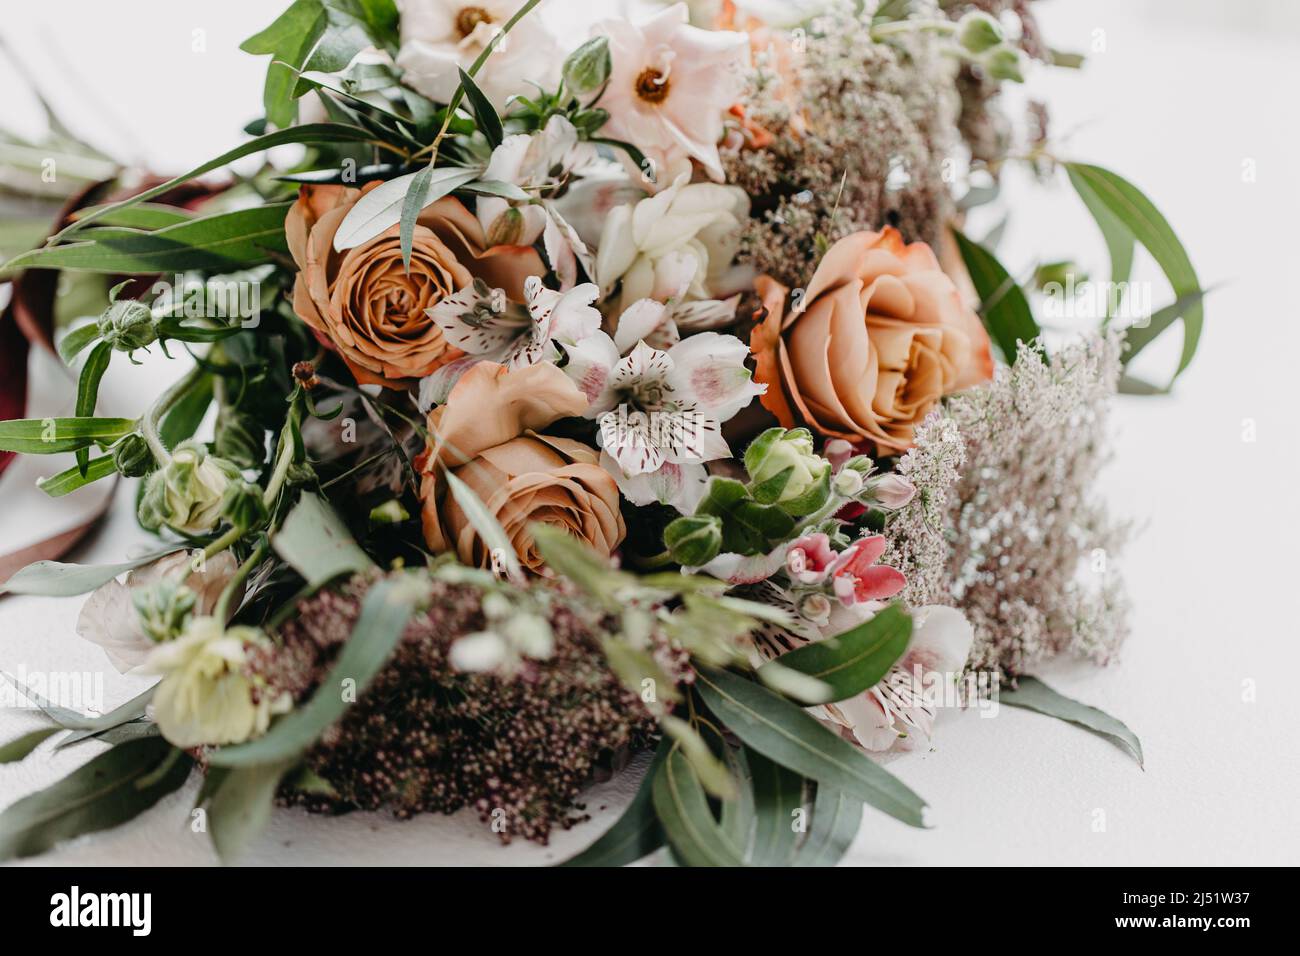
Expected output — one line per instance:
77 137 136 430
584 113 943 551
132 579 197 643
369 499 410 525
221 478 268 532
562 36 612 98
111 433 154 478
957 10 1004 54
664 514 723 567
97 295 157 354
140 441 241 536
982 44 1025 82
214 410 265 469
744 427 832 515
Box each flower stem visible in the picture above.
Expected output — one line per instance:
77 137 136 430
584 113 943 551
142 364 204 463
214 536 269 623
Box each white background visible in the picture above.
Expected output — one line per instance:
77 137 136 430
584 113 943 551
1 0 1297 865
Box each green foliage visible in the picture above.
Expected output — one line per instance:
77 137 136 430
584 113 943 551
951 226 1042 363
760 603 911 703
1000 676 1144 767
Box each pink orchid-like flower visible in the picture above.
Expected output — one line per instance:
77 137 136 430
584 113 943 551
829 535 907 606
593 3 749 187
785 532 838 584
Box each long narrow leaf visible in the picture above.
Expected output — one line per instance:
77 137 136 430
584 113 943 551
208 574 423 767
951 227 1041 363
793 784 863 866
74 341 113 475
762 604 911 702
1000 676 1144 767
651 748 747 867
560 741 668 867
695 667 929 828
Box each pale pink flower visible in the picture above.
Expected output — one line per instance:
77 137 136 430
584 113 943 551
829 535 907 606
593 3 749 187
785 532 837 585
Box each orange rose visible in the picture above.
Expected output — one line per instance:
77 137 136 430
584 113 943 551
750 227 994 454
418 361 625 573
286 183 543 388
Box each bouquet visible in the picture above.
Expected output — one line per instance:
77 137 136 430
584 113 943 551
0 0 1201 866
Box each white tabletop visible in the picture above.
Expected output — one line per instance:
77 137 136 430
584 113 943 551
1 0 1297 866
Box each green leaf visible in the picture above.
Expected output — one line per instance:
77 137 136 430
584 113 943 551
208 574 423 767
1066 165 1134 317
0 416 136 455
0 728 59 764
461 179 531 201
396 165 480 269
159 373 214 450
1063 162 1204 385
1000 676 1144 768
457 67 503 148
57 323 101 365
208 759 297 864
762 604 911 703
951 226 1041 363
695 667 929 828
793 784 863 866
336 166 478 253
71 202 195 230
661 714 737 800
652 748 748 867
74 341 113 475
1120 290 1209 368
560 741 667 867
54 686 157 744
271 494 375 588
37 455 118 497
695 477 795 555
0 737 192 861
445 470 525 583
41 123 376 242
0 548 179 597
746 748 805 866
4 204 292 275
242 0 328 127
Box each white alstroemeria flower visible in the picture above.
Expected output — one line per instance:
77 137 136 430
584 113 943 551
395 0 561 110
477 116 598 249
429 276 601 366
578 331 763 511
831 605 975 752
593 173 748 310
593 3 749 186
146 617 291 749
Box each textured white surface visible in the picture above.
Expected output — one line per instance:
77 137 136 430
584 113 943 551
2 0 1299 866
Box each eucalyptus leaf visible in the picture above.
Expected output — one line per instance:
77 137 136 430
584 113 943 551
271 493 375 588
652 748 747 867
0 737 192 861
792 784 863 866
0 728 59 765
208 759 297 864
747 748 806 866
1066 165 1134 317
334 166 478 252
54 685 157 744
0 549 179 597
1121 290 1208 367
57 323 100 365
1000 676 1144 767
762 604 911 703
695 667 929 828
208 574 423 767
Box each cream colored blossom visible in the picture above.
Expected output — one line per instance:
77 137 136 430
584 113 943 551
147 617 289 749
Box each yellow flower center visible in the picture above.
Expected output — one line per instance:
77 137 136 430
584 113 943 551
456 6 493 38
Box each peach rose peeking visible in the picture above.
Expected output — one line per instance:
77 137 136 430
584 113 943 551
750 227 995 455
286 182 543 389
417 361 625 574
